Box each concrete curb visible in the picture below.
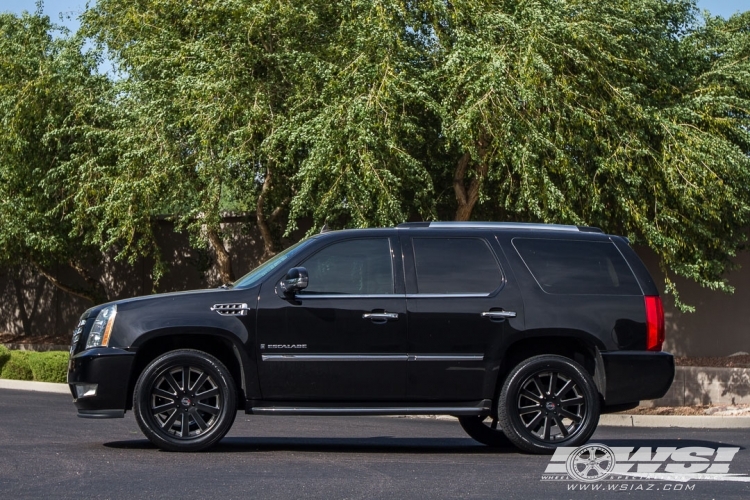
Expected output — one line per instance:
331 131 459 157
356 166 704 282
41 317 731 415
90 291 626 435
0 379 70 394
599 414 750 428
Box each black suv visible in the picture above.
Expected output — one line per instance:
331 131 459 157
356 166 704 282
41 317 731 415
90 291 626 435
68 222 674 454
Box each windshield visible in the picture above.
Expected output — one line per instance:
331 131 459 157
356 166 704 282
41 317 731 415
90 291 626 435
232 238 313 289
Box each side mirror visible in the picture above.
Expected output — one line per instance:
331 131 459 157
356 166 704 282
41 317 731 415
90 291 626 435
280 267 309 294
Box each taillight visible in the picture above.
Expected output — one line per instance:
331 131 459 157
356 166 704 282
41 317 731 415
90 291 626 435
644 295 665 351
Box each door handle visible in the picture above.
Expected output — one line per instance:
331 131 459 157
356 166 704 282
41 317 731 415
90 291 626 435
481 311 516 319
362 312 399 320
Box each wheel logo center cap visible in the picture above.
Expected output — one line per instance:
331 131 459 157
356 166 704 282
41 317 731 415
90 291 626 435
545 401 556 411
181 397 191 407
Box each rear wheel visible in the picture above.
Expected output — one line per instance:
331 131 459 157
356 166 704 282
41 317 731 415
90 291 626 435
497 354 600 454
458 415 514 448
133 349 237 452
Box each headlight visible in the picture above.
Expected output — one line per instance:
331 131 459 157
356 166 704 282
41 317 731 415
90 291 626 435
85 305 117 349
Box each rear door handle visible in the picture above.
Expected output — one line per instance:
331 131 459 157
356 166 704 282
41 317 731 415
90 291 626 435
481 311 516 319
362 312 399 321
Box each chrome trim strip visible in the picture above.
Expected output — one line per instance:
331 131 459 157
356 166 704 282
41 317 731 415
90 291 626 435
405 293 490 299
251 407 490 415
408 354 484 361
295 294 403 299
428 221 580 232
262 354 408 362
362 312 399 320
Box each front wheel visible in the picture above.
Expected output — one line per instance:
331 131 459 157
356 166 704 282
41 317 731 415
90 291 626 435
133 349 237 452
497 355 600 454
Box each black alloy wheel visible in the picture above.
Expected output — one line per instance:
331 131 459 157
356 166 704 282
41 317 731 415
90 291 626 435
134 349 237 452
497 354 600 454
457 415 514 448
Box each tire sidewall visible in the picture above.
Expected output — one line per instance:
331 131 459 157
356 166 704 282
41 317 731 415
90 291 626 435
134 349 237 452
498 355 600 454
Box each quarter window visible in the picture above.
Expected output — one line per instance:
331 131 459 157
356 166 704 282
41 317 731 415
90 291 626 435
301 238 394 294
412 238 502 294
512 238 641 295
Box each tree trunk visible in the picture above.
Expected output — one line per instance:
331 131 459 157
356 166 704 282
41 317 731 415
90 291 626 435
256 169 277 260
11 276 32 337
453 151 489 222
207 228 235 284
32 262 98 304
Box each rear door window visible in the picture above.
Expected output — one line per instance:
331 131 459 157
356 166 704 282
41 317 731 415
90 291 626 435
412 238 502 294
512 238 641 295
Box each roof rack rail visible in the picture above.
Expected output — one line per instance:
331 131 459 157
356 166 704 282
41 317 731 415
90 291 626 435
397 221 603 233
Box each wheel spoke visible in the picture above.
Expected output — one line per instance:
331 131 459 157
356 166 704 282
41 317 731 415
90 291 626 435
559 408 583 422
520 389 543 404
561 396 584 406
191 409 208 431
191 371 208 394
196 402 220 415
533 375 546 395
524 411 544 430
195 387 220 401
165 372 181 394
161 409 179 430
552 414 569 437
519 405 542 416
182 366 190 391
153 388 177 400
180 412 190 437
152 401 178 414
541 416 551 440
555 379 573 398
548 372 558 396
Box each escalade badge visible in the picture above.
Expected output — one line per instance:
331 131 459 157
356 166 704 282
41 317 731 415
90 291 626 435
261 344 307 349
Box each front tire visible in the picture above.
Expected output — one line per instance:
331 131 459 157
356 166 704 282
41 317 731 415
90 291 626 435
497 355 600 454
133 349 237 452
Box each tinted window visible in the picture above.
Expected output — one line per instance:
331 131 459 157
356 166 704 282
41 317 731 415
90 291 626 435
301 238 393 294
512 238 641 295
413 238 502 294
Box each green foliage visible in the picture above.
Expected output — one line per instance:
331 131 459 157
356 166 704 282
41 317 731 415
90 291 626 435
0 350 67 382
0 351 33 381
27 351 69 383
0 345 10 369
1 2 749 311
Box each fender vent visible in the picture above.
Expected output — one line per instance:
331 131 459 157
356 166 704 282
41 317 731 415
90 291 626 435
210 303 249 316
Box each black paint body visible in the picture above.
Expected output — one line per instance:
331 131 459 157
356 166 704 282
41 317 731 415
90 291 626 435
67 225 674 417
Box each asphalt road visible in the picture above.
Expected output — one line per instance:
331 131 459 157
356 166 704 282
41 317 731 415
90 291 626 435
1 389 749 499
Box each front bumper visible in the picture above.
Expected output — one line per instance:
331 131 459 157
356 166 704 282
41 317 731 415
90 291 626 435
601 351 675 406
68 347 135 418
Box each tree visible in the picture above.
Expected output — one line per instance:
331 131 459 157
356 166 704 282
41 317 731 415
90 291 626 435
0 11 113 314
425 0 750 308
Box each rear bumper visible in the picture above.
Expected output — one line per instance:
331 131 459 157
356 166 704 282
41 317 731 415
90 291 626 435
601 351 675 406
68 347 135 417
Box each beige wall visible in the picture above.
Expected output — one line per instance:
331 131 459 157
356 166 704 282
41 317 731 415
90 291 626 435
636 247 750 357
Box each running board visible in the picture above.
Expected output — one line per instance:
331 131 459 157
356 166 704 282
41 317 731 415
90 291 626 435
246 400 491 416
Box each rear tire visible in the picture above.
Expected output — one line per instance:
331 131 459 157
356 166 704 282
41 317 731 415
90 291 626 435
133 349 237 452
497 354 600 454
458 415 514 448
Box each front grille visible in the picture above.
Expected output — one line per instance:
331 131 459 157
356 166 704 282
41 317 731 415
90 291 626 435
210 303 249 316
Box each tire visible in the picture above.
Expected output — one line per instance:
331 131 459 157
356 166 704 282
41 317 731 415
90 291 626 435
497 354 600 454
458 415 514 448
133 349 237 452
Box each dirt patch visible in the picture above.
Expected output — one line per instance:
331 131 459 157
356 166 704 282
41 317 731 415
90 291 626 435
0 332 71 346
674 355 750 368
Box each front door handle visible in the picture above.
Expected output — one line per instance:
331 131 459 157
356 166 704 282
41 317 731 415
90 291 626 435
481 311 516 319
362 312 399 321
